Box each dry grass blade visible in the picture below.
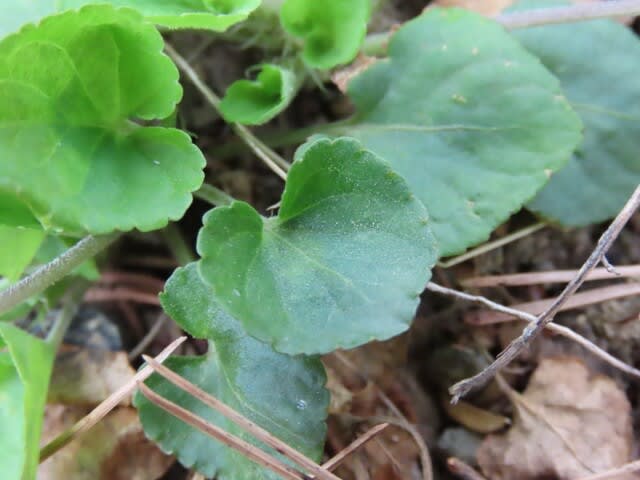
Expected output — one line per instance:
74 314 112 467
39 336 186 462
137 382 305 480
449 184 640 402
142 355 338 480
468 283 640 324
322 423 389 471
462 265 640 288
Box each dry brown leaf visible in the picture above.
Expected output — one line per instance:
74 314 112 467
39 405 173 480
477 357 633 480
48 346 136 406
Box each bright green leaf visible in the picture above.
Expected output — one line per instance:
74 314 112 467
0 324 55 480
197 137 437 355
342 8 582 256
280 0 370 68
0 194 46 280
219 64 296 125
135 263 328 479
0 226 44 281
511 3 640 225
0 1 261 37
59 0 262 31
0 5 205 235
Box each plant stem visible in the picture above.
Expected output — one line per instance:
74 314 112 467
496 0 640 29
162 223 196 265
164 43 290 179
0 234 117 315
45 281 88 350
194 183 235 206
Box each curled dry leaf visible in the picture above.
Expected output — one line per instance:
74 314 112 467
477 357 633 480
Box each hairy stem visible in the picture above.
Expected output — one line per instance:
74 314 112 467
0 234 117 315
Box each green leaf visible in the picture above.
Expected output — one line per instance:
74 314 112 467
0 1 261 37
197 137 437 354
280 0 371 68
510 3 640 225
0 226 45 281
0 5 205 235
342 8 582 256
135 263 328 479
219 64 296 125
0 324 55 480
59 0 262 31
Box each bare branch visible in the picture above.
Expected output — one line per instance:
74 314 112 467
426 283 640 380
448 185 640 402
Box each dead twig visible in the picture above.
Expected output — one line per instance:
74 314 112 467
137 382 304 480
40 336 186 462
426 282 640 381
462 264 640 288
449 185 640 402
142 355 339 480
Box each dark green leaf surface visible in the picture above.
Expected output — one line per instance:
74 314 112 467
197 137 438 354
280 0 370 68
512 3 640 225
344 8 582 256
0 324 55 480
220 64 296 125
0 5 205 235
136 263 328 479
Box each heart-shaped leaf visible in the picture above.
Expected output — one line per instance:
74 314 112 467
135 263 328 479
280 0 371 68
219 64 296 125
0 1 261 37
197 137 438 355
0 5 205 235
511 2 640 225
342 8 582 256
0 324 55 480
